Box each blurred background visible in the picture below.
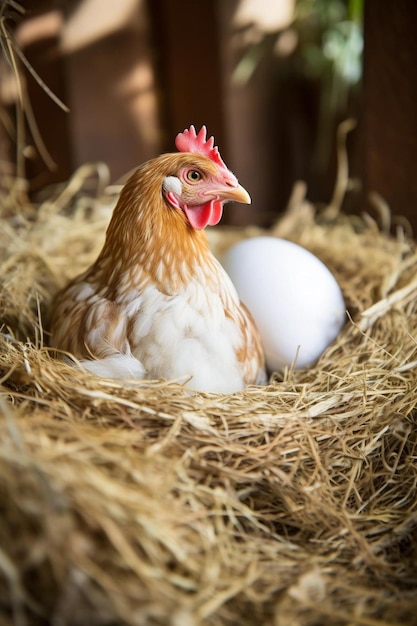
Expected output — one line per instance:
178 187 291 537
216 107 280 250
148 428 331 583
1 0 416 227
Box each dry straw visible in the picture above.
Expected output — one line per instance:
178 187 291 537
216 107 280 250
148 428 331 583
1 146 417 626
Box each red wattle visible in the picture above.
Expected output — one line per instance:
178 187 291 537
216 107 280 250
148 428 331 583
209 201 223 226
183 200 224 230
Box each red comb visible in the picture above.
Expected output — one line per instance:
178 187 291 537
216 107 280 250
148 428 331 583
175 125 228 171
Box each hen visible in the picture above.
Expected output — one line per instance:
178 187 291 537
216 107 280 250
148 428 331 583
50 126 266 393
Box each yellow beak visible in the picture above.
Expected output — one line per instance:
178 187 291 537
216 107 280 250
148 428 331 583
212 183 251 205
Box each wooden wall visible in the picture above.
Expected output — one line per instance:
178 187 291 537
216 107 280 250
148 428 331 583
361 0 417 228
3 0 417 229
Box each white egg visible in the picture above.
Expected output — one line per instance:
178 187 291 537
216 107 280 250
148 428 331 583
222 236 346 371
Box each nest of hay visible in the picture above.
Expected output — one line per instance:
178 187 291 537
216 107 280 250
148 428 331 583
1 168 417 626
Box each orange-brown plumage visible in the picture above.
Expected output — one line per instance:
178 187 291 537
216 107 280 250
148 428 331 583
50 127 267 392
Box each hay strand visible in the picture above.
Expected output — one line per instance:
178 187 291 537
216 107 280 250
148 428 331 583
1 166 417 625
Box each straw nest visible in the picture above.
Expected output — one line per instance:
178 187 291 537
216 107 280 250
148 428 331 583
1 166 417 626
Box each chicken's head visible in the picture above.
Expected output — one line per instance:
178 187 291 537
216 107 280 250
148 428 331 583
162 125 250 230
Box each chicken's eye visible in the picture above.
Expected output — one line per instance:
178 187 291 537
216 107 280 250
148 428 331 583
186 170 202 182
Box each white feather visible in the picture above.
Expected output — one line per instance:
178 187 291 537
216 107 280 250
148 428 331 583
128 275 246 393
80 354 146 379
